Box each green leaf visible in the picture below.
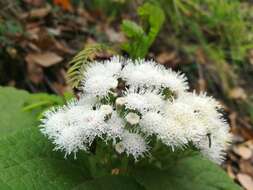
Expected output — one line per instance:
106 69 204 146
121 3 165 58
0 126 144 190
121 20 144 38
22 93 65 119
73 175 144 190
138 2 165 45
0 87 36 136
0 128 88 189
132 151 241 190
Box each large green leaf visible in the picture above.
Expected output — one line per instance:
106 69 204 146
132 153 241 190
0 127 142 190
0 87 241 189
73 175 144 190
0 87 36 136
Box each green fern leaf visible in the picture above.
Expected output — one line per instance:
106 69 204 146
121 3 165 58
67 44 114 88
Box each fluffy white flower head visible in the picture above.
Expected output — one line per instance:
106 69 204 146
40 56 231 164
83 75 118 96
119 132 149 161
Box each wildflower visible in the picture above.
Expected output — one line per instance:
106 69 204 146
41 101 107 156
81 57 122 97
83 75 118 96
40 56 231 164
194 118 232 164
105 112 125 142
120 132 149 161
177 92 222 118
120 59 188 94
140 111 167 136
124 89 165 114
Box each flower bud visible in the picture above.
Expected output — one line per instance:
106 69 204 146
125 112 140 125
115 142 125 154
116 97 127 106
100 105 113 115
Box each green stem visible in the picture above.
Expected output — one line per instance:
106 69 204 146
121 155 129 174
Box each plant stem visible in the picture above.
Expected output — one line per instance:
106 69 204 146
121 155 129 174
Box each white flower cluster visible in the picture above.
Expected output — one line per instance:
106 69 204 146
40 56 231 164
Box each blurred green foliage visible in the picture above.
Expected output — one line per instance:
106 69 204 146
147 0 253 65
121 3 165 58
83 0 127 17
23 91 74 119
0 19 23 45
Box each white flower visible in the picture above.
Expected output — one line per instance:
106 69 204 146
124 89 165 114
160 119 189 150
40 108 68 139
81 57 122 97
105 112 125 142
120 132 149 161
125 112 140 125
83 75 118 96
40 100 87 138
177 92 222 118
121 59 188 94
165 101 207 146
77 94 98 107
194 118 232 164
140 111 167 136
103 56 123 76
41 56 231 164
40 99 107 156
53 125 88 158
121 60 163 88
84 56 122 78
161 69 189 94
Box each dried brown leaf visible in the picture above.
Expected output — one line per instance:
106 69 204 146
229 87 247 100
227 164 236 179
29 4 51 18
105 28 126 43
157 52 177 65
239 160 253 177
25 59 44 84
237 173 253 190
26 52 63 67
233 145 252 160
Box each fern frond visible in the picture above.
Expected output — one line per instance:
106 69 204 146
121 3 165 58
67 43 114 88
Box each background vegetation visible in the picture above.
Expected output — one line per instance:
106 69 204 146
0 0 253 189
